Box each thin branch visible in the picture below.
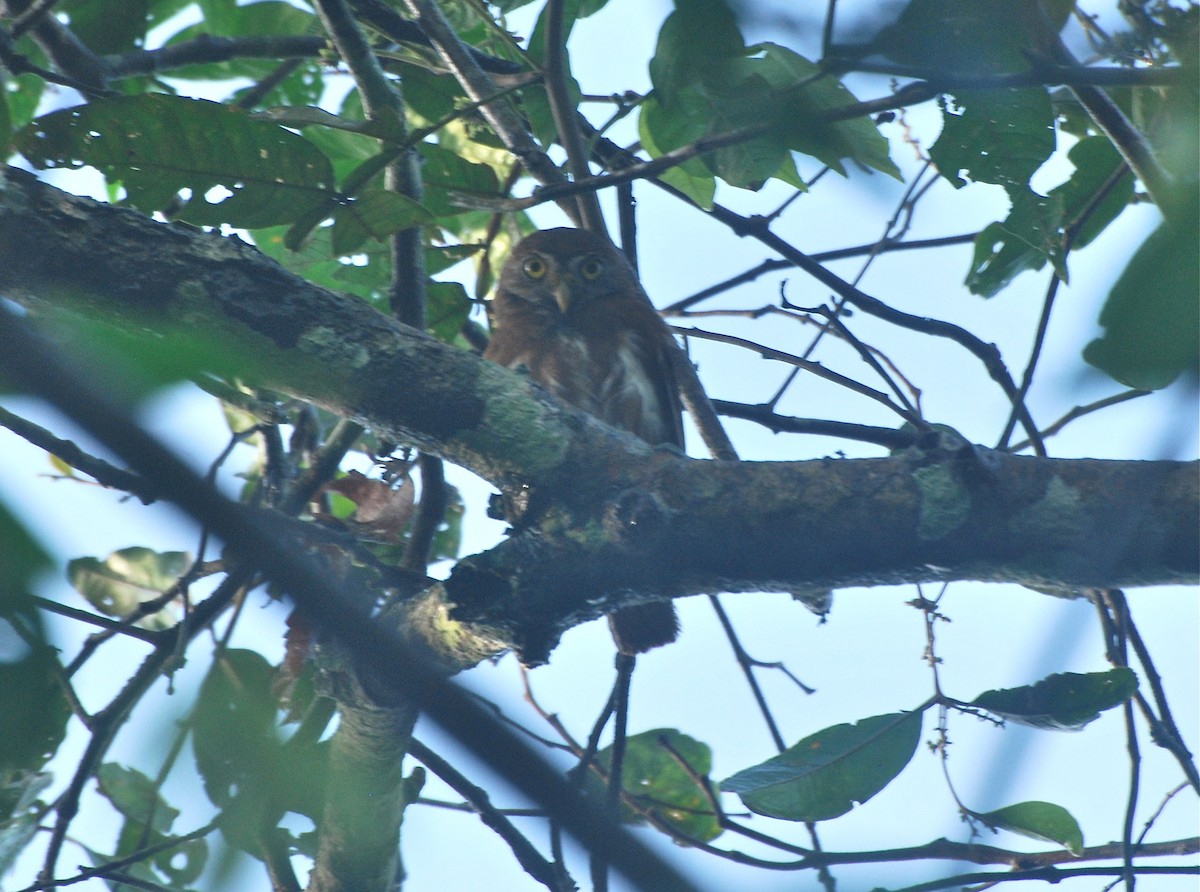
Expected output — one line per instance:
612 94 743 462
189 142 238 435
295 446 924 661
677 326 923 426
39 569 252 884
31 596 161 645
409 738 570 891
1123 603 1200 792
1009 390 1152 452
543 0 604 232
402 452 446 574
996 270 1059 453
350 0 522 74
106 34 328 78
7 0 59 39
708 596 786 752
402 0 580 224
0 0 110 89
823 56 1193 89
0 404 158 502
663 233 979 313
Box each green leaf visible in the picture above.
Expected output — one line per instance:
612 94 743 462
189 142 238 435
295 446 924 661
527 0 612 63
68 548 191 629
588 729 721 842
0 498 51 611
192 650 328 851
0 806 40 875
419 143 501 217
1052 136 1133 250
0 632 71 773
721 711 923 821
932 88 1061 294
330 191 435 256
98 763 209 884
59 0 150 54
97 764 179 834
972 668 1138 730
740 43 899 180
867 0 1069 73
644 31 898 193
649 0 745 106
160 1 317 80
975 800 1084 855
253 224 391 302
194 649 278 808
0 80 11 159
638 94 716 209
1084 195 1200 389
386 61 465 129
932 89 1056 192
428 482 465 560
426 283 472 344
16 95 336 228
966 189 1065 297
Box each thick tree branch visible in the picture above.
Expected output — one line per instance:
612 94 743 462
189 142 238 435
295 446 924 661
1 167 1195 666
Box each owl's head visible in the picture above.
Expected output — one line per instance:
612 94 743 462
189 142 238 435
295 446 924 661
496 228 635 315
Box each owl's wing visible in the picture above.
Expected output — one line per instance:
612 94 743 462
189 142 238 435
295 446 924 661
590 300 685 449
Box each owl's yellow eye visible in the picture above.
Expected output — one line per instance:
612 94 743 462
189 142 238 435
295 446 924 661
579 256 604 280
522 256 548 279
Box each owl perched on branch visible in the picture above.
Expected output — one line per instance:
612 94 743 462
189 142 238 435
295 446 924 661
484 228 683 654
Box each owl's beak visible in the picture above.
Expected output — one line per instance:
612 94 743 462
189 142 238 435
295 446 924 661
552 277 576 315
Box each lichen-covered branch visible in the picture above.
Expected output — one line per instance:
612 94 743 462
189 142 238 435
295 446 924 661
2 167 1195 670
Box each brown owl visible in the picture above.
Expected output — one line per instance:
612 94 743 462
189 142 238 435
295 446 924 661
484 227 682 654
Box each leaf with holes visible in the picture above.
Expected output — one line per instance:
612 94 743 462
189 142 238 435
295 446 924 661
68 547 190 628
16 95 335 227
586 729 722 842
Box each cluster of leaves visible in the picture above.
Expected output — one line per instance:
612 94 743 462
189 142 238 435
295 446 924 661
593 667 1135 855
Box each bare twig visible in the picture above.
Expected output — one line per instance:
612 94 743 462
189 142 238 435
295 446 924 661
543 0 604 232
410 738 570 891
402 0 580 224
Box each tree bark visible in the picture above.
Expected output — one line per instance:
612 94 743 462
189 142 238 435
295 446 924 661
2 166 1196 666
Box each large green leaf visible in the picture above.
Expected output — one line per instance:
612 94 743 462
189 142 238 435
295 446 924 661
645 6 897 192
972 668 1138 730
931 88 1061 294
587 729 722 842
648 0 744 106
193 650 328 852
1084 194 1200 389
98 763 180 835
721 711 923 821
16 95 336 228
966 189 1065 297
419 142 502 216
1052 136 1134 250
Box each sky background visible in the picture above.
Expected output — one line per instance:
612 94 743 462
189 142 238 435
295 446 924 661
2 2 1197 890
